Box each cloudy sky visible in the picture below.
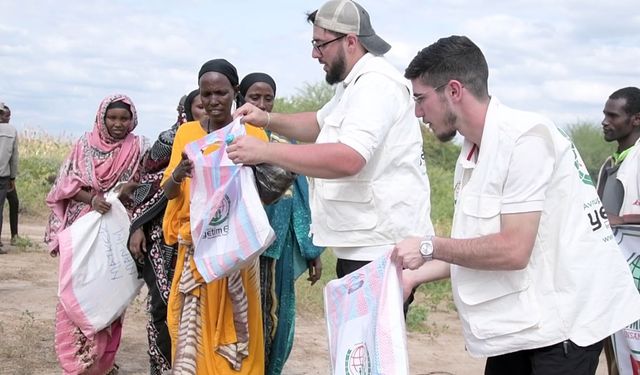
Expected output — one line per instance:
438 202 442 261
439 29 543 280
1 0 639 140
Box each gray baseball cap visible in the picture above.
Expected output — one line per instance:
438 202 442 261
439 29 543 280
314 0 391 56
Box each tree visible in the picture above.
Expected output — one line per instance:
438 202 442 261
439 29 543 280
566 122 614 180
274 82 334 113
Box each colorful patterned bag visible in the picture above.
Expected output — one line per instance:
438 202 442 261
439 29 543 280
611 225 640 374
324 252 409 375
57 189 143 335
184 118 275 283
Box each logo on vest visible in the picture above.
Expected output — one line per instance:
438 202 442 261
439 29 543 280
344 342 371 375
558 128 594 186
203 194 231 239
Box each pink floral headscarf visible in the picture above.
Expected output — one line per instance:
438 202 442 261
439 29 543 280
45 94 145 255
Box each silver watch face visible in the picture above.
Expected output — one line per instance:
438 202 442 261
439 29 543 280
420 240 433 257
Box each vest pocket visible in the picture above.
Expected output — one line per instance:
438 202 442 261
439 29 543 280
456 268 540 339
459 193 501 236
322 181 377 231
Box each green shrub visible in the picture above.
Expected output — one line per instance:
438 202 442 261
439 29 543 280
274 82 334 113
566 122 614 180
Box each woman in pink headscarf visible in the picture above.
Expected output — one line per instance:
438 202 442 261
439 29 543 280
45 94 148 374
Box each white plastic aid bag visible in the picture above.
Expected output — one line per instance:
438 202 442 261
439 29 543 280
610 225 640 374
185 118 275 282
57 189 143 335
324 252 409 375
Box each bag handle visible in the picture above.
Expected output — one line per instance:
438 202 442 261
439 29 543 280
184 118 246 165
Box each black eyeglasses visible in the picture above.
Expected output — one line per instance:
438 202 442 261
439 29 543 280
311 35 346 54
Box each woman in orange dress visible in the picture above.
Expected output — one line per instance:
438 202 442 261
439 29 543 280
162 59 266 375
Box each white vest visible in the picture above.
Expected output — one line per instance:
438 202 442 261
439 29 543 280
309 56 433 248
451 98 640 357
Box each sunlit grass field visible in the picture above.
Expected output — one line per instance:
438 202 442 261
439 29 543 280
15 129 72 218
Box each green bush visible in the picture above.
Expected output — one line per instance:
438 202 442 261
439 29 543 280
275 82 334 113
566 122 614 180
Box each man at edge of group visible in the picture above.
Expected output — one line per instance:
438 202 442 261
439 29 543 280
596 87 640 375
228 0 433 292
0 102 18 254
394 35 640 375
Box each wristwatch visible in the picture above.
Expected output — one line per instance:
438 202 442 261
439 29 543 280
419 235 435 261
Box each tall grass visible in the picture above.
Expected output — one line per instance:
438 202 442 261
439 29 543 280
15 129 72 218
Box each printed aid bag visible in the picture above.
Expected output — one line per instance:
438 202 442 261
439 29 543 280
324 252 409 375
611 225 640 374
184 118 275 283
57 189 143 335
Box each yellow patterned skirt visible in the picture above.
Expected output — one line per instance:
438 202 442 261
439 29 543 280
167 242 264 374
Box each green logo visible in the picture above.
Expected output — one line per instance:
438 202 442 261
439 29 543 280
557 127 594 186
209 194 231 226
344 343 371 375
629 254 640 291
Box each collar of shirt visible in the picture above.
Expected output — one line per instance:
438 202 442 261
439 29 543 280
460 139 479 169
463 96 506 170
613 147 633 165
341 52 375 89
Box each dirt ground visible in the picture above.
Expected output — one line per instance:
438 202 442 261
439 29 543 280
0 222 607 375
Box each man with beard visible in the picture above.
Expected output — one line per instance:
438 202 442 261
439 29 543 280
395 35 640 375
230 0 433 288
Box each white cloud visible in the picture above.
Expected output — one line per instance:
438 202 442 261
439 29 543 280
543 80 620 105
1 0 638 139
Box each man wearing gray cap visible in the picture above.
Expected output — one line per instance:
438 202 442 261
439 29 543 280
0 102 18 254
230 0 433 284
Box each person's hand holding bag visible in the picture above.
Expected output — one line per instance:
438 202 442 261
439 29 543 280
227 133 296 205
172 151 194 183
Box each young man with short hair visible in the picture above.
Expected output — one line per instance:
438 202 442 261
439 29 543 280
396 36 640 375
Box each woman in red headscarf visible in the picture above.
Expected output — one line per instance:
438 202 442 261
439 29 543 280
45 94 148 374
